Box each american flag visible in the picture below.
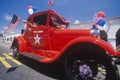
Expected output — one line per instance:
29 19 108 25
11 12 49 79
48 0 54 7
4 14 20 34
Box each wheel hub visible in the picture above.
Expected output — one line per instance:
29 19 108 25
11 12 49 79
13 46 19 58
71 60 107 80
79 64 93 79
13 48 17 53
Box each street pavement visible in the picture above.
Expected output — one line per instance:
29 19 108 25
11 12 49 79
0 41 67 80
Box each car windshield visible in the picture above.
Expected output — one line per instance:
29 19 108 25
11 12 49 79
50 15 68 28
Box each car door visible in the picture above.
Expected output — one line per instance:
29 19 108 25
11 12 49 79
28 13 50 50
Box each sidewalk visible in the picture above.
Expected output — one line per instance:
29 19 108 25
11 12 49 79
0 41 12 49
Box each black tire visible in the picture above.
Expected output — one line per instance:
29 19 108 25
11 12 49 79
65 47 119 80
12 41 21 59
100 30 108 42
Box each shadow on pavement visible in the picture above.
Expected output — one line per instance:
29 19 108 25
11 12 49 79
6 67 18 73
18 55 68 80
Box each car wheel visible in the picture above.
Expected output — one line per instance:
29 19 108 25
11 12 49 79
65 54 119 80
12 43 20 59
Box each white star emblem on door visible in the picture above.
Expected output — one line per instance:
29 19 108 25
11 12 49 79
34 34 40 44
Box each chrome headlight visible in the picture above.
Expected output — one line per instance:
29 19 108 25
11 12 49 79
90 29 100 36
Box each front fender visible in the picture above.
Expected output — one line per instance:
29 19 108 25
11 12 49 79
61 37 116 56
40 37 117 63
15 36 27 53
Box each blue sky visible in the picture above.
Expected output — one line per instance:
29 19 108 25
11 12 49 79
0 0 120 33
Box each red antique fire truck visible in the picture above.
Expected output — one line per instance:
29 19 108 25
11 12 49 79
11 10 120 80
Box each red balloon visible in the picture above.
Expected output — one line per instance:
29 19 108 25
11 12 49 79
28 5 32 9
97 11 105 18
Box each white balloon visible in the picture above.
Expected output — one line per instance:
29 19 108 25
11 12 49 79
28 9 33 15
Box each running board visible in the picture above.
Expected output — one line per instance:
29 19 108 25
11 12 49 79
22 53 44 61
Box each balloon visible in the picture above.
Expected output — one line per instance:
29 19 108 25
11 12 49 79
97 11 105 18
33 7 37 12
28 5 32 9
97 19 106 27
27 6 37 15
28 8 33 15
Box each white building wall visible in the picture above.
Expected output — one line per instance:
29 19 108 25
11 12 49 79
3 32 21 42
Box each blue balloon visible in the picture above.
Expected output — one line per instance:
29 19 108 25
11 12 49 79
33 7 37 12
97 19 105 27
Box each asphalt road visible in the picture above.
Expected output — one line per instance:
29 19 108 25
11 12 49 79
0 42 67 80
